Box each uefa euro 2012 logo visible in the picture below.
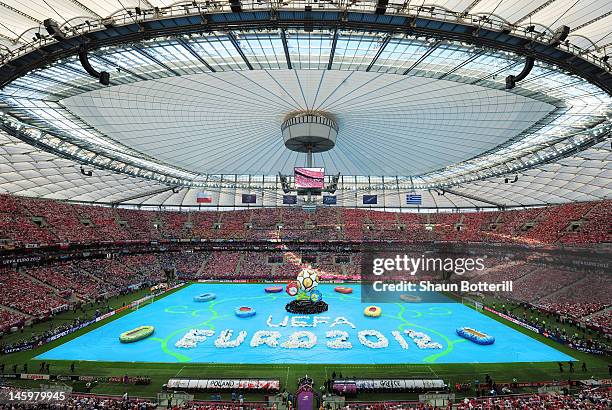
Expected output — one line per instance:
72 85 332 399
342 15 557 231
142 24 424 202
284 266 327 312
286 267 323 303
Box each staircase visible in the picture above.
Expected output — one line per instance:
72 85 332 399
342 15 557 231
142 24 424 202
195 253 210 277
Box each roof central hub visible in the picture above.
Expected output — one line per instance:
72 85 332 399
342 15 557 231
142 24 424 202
281 111 338 155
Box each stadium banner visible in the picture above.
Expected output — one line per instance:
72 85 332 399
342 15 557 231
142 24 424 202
363 194 377 204
336 379 446 391
167 378 280 391
242 194 257 204
1 343 36 354
1 255 42 266
283 195 297 205
196 191 213 203
323 195 337 205
332 381 357 394
484 307 540 333
95 311 116 322
1 318 96 354
406 193 422 204
573 346 607 356
20 373 50 381
45 319 95 343
114 306 130 314
50 304 69 314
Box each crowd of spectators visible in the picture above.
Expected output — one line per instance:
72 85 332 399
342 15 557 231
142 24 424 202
235 252 274 279
559 201 611 244
166 252 209 278
509 267 580 301
0 195 57 245
1 195 611 247
75 259 141 291
0 389 156 409
588 310 612 335
0 387 610 410
539 272 610 309
537 302 608 320
0 308 26 333
203 252 240 277
28 263 104 300
483 301 610 353
456 388 611 410
118 254 165 283
20 197 102 243
0 272 67 317
115 208 162 241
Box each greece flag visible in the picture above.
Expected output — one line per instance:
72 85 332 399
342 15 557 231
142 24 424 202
406 194 422 204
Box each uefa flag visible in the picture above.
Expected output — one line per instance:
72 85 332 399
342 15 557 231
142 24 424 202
363 195 377 204
323 196 337 205
196 191 213 203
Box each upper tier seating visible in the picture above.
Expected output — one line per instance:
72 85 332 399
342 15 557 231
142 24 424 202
0 195 610 246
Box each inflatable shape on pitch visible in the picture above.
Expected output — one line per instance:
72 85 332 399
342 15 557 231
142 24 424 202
265 286 283 293
193 293 216 302
235 306 256 318
334 287 353 294
456 327 495 345
119 326 154 343
364 306 382 317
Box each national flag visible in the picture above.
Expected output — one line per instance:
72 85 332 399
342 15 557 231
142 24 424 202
196 191 213 203
406 194 422 205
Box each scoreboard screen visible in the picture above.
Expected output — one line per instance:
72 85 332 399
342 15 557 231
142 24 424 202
295 167 324 189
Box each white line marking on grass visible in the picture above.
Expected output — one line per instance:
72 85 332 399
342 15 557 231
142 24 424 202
285 366 290 389
175 366 186 377
427 366 439 378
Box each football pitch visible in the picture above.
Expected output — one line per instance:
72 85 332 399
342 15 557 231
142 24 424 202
38 283 573 365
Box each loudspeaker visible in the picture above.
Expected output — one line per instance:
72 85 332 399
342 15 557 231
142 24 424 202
549 25 570 47
43 19 65 40
375 0 388 15
230 0 241 12
99 71 110 86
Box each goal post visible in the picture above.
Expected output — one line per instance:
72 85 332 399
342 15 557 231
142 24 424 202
132 295 154 311
462 296 483 311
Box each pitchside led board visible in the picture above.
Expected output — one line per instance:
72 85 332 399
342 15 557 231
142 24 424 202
294 167 325 189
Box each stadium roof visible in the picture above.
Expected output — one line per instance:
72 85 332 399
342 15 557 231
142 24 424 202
0 1 610 209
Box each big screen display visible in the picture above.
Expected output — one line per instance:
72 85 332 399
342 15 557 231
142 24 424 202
294 167 325 189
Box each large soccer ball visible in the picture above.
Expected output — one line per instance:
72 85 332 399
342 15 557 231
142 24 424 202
297 268 319 292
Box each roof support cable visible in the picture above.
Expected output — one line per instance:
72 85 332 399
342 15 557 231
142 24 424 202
280 29 292 69
366 35 391 72
327 29 338 70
